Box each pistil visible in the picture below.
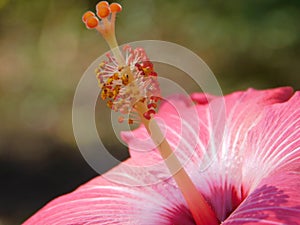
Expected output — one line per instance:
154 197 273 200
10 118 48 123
82 2 220 224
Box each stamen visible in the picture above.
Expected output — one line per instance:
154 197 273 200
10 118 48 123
94 45 160 117
143 109 156 120
83 2 220 224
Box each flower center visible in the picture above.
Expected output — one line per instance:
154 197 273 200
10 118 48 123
95 46 160 123
82 2 220 224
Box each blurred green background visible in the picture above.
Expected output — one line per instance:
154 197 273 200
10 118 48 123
0 0 299 224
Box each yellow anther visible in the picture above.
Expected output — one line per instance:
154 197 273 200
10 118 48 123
106 77 114 85
121 74 129 85
112 73 119 80
112 86 120 98
143 67 151 74
101 88 108 100
107 100 113 108
99 62 106 68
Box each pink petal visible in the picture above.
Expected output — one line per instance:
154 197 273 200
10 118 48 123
120 94 209 182
23 160 195 225
113 87 300 221
218 87 300 224
188 87 299 220
24 94 202 225
216 87 300 192
222 169 300 224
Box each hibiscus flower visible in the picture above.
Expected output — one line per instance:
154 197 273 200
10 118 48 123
24 2 300 224
24 87 300 225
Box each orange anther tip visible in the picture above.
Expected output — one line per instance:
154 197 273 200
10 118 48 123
86 16 99 29
110 3 122 12
82 11 95 23
97 6 111 18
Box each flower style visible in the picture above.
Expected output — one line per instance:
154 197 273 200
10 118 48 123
23 1 300 224
24 87 300 224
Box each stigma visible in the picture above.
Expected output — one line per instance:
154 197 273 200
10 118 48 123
82 2 122 50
